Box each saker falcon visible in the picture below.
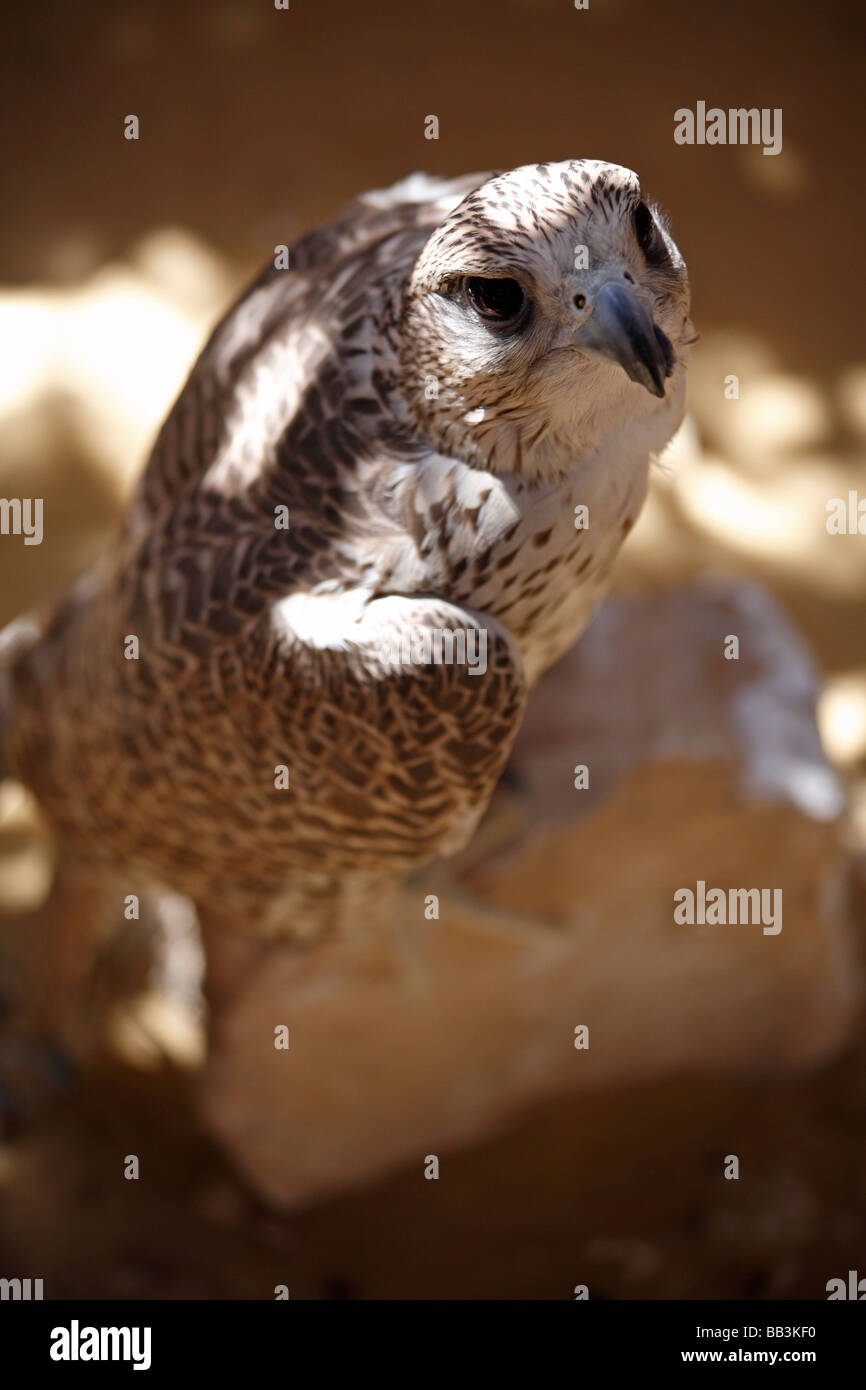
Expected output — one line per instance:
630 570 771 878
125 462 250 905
0 159 692 1034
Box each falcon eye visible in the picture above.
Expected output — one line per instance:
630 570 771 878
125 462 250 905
633 200 656 252
464 276 526 325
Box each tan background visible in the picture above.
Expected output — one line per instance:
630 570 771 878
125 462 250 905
0 0 864 1299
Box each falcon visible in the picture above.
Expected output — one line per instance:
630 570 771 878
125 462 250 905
0 159 692 1035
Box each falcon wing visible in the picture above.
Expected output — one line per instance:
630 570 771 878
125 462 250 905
208 593 528 884
127 170 493 527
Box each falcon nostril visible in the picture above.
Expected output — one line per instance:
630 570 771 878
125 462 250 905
622 271 635 284
573 293 586 309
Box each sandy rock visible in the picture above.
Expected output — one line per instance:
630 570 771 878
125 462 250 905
199 578 860 1209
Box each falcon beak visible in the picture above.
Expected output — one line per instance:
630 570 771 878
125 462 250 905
573 280 675 399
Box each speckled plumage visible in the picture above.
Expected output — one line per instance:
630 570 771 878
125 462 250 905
2 160 691 991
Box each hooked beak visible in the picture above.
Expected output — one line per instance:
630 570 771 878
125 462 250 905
573 280 675 399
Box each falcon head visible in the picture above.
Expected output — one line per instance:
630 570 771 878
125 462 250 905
399 159 693 479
